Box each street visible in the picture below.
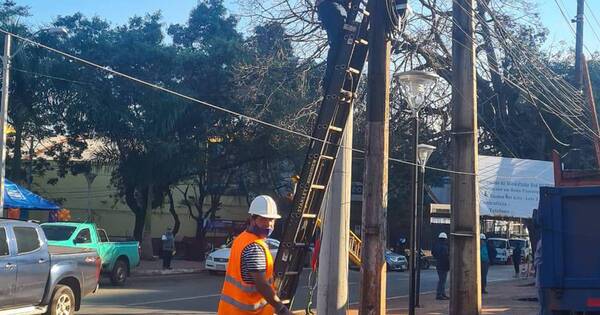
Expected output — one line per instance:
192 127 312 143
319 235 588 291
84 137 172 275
79 265 518 314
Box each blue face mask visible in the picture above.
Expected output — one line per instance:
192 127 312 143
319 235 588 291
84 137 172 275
249 225 274 237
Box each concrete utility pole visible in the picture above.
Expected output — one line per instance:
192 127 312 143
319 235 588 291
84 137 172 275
0 34 11 217
450 0 481 314
359 0 390 312
574 0 584 89
317 105 352 315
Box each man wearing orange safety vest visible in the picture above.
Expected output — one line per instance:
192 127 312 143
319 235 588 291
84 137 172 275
217 195 293 315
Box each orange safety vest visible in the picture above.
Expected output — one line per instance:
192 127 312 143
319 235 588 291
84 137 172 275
217 231 275 315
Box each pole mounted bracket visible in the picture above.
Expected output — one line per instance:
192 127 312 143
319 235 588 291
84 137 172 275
450 231 474 238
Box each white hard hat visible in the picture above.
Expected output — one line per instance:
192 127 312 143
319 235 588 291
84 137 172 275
438 232 447 239
248 195 281 219
480 233 486 240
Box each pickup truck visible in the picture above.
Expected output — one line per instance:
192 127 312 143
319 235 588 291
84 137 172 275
0 219 100 315
41 222 140 286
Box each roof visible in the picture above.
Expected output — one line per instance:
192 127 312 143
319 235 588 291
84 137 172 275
22 136 110 162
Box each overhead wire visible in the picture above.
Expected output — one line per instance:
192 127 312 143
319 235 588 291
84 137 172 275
0 28 480 176
450 0 599 143
475 0 600 142
414 1 589 148
552 0 595 56
416 7 588 144
585 1 600 44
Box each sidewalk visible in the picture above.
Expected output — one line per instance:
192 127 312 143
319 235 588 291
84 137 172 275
132 258 205 277
344 279 539 315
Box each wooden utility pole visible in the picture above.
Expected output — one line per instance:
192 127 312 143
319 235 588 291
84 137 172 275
359 0 390 312
450 0 481 314
575 0 584 89
317 106 352 315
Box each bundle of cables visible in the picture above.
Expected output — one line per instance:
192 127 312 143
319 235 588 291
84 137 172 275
385 0 410 37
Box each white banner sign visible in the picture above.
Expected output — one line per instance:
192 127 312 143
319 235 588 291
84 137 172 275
478 155 554 218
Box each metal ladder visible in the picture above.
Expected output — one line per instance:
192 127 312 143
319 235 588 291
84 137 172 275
273 0 371 305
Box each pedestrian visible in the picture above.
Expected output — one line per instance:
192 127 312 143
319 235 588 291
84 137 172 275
317 0 350 92
217 195 293 315
161 227 175 270
512 241 523 278
480 233 490 294
432 232 450 300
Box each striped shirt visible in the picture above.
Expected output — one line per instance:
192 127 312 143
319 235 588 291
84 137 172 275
241 243 267 284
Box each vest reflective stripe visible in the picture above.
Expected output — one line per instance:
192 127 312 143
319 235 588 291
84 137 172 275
220 294 268 311
224 275 275 293
217 231 275 315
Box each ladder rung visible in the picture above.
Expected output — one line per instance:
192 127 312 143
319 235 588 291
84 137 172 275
302 213 318 219
347 67 360 75
320 155 335 160
311 184 326 190
340 89 355 98
294 242 308 247
355 38 368 46
359 8 370 16
281 300 292 305
328 126 343 132
285 271 299 276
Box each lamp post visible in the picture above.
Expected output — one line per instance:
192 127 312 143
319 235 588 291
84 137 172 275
415 143 435 307
0 27 67 217
396 70 439 315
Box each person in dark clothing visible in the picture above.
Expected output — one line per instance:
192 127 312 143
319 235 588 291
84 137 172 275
480 233 490 294
317 0 349 92
161 227 175 270
432 232 450 300
512 242 523 277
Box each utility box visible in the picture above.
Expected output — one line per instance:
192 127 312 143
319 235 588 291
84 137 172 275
539 186 600 312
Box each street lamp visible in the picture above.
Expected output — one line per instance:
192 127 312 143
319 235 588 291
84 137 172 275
0 27 68 216
415 143 435 307
396 70 439 315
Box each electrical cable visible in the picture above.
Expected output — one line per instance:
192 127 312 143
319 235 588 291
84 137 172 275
451 0 598 142
0 25 555 179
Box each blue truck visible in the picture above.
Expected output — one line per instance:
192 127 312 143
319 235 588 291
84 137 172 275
538 185 600 313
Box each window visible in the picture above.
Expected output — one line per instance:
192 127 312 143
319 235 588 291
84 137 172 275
0 227 9 256
97 229 109 242
42 225 76 241
74 229 91 244
14 227 41 254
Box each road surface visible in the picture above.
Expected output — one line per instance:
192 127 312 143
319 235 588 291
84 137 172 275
79 265 518 314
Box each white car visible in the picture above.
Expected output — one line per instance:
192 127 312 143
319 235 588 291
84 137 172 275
205 238 280 273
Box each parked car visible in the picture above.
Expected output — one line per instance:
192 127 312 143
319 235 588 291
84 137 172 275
402 249 431 270
508 238 531 261
385 249 408 271
42 222 140 286
487 237 511 264
205 238 280 274
0 219 100 315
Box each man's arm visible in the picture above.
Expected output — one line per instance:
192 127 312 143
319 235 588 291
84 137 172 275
249 272 291 314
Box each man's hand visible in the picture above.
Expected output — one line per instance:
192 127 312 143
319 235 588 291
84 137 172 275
250 271 291 314
275 304 293 315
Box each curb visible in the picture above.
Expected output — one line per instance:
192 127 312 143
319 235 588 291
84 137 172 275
132 268 206 277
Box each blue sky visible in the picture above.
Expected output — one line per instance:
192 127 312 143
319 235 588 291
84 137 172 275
13 0 600 53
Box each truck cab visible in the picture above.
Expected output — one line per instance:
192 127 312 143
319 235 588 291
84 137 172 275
0 219 100 314
42 222 140 286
